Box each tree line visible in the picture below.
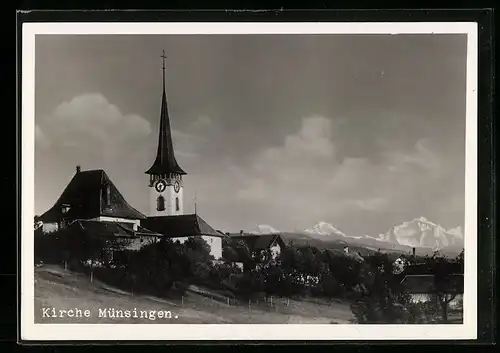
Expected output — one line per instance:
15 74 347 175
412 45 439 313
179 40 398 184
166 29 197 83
34 227 464 324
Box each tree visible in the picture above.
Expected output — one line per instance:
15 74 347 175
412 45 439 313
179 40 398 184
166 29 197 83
61 227 132 282
350 252 410 323
183 237 214 282
425 251 463 323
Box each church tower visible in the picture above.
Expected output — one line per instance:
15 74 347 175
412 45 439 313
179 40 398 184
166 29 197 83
145 50 186 217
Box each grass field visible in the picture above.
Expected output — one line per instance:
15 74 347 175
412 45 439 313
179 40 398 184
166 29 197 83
34 265 355 324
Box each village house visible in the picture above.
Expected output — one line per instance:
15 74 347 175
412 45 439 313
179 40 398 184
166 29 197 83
399 273 464 310
223 232 286 271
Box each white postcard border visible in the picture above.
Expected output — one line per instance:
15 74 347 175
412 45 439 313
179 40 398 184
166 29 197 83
21 22 478 341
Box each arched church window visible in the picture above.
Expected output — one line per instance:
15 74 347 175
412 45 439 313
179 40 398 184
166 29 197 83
175 197 180 211
157 196 165 211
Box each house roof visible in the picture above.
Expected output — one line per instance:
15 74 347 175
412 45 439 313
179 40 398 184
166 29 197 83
145 66 186 176
403 262 464 276
400 274 464 294
39 169 146 223
67 219 162 238
223 234 285 263
140 214 222 238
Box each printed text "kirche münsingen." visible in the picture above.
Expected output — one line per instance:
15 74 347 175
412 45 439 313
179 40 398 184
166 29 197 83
41 307 178 321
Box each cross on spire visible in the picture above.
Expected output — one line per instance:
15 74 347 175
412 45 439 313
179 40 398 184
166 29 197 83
161 50 167 70
161 50 167 88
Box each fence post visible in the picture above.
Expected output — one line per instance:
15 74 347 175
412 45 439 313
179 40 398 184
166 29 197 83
181 296 184 306
227 297 230 306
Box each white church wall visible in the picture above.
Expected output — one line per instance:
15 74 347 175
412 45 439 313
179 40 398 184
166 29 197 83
149 185 184 217
202 235 222 260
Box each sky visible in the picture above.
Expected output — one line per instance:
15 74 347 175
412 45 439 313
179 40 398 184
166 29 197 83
34 34 467 236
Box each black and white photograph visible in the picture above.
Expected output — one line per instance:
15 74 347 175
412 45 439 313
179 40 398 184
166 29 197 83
21 22 478 341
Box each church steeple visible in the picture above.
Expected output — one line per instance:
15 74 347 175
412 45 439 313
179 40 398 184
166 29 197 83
145 50 186 176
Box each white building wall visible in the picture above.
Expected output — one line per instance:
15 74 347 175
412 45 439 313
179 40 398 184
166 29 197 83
149 184 184 217
270 243 281 259
202 235 222 260
42 222 59 233
409 293 463 309
410 293 432 303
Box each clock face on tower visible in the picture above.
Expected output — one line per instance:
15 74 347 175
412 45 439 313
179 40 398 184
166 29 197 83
174 180 181 193
155 179 167 193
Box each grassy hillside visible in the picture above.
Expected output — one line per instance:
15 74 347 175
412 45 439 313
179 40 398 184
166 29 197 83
35 265 355 324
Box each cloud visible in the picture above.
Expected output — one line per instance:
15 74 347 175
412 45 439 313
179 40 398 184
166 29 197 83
232 115 449 231
37 93 152 161
190 115 212 130
383 138 442 179
349 197 390 211
35 124 51 148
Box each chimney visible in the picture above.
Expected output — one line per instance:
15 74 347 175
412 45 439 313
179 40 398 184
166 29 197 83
76 165 81 173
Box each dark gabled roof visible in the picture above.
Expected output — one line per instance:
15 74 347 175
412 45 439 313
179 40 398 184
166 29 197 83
68 220 162 238
145 67 186 176
229 234 285 253
400 274 464 294
39 169 146 223
140 214 221 238
403 262 464 276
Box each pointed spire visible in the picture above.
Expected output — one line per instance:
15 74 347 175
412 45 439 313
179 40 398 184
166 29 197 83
145 50 186 176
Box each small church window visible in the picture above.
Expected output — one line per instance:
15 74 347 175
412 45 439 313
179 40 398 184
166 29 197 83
157 196 165 211
175 197 180 211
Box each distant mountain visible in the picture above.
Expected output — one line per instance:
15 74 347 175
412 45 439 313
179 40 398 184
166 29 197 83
387 217 464 249
245 217 463 258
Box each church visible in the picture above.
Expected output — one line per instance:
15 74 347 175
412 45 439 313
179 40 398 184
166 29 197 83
38 51 224 260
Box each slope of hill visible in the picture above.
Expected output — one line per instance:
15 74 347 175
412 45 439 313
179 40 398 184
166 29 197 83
34 265 355 324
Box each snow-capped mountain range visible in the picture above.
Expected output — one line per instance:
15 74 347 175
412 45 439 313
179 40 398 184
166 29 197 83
254 217 464 251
